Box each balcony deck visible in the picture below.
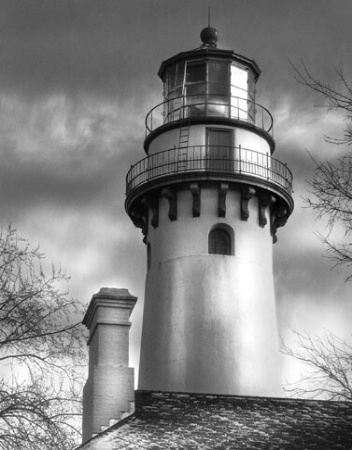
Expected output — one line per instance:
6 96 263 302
126 145 293 211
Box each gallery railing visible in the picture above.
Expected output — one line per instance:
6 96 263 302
145 95 274 135
126 145 292 196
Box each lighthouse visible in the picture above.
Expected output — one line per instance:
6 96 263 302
125 27 293 397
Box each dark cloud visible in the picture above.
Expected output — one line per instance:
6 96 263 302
275 241 350 302
0 0 350 101
0 1 161 99
0 139 139 218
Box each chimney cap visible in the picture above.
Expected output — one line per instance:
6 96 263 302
83 287 137 328
92 287 134 300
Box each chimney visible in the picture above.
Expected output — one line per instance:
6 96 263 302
82 287 137 443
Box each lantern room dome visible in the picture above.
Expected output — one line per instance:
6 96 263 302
200 26 218 47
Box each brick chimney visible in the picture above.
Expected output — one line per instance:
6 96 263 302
82 288 137 443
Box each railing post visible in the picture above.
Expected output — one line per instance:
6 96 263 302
239 145 242 174
284 162 288 189
266 152 269 181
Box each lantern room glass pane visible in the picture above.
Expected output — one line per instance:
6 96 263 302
247 72 256 122
247 72 256 102
231 65 248 120
208 83 229 96
166 63 185 99
231 65 248 96
171 63 184 89
208 61 229 84
186 62 206 83
206 95 229 117
207 62 230 117
186 83 206 96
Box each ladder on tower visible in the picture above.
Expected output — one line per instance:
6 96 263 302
179 125 190 148
177 122 190 170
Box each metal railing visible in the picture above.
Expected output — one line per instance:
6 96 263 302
145 95 274 135
126 145 292 196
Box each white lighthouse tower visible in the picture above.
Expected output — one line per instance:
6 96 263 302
125 27 293 397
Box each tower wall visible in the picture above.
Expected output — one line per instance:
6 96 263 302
138 187 282 396
147 125 272 156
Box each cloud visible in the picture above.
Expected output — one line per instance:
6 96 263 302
2 0 349 100
0 0 172 101
0 93 148 217
0 0 351 387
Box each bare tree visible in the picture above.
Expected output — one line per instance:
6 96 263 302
293 63 352 279
282 66 352 402
292 64 351 144
282 330 352 401
307 151 351 278
0 225 86 450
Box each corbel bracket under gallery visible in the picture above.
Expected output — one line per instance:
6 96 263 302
189 183 201 217
240 186 256 221
161 188 177 221
218 183 229 217
259 192 276 228
130 205 148 243
141 195 159 229
270 203 289 242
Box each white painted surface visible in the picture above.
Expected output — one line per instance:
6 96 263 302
147 124 271 156
138 188 282 396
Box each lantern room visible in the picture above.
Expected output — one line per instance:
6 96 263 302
158 27 261 126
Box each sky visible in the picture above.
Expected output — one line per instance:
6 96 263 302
0 0 351 391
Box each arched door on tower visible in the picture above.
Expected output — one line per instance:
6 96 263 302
206 129 233 171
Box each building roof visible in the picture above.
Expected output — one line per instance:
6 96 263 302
78 390 352 450
157 47 261 82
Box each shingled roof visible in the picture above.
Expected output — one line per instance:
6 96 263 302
78 390 352 450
